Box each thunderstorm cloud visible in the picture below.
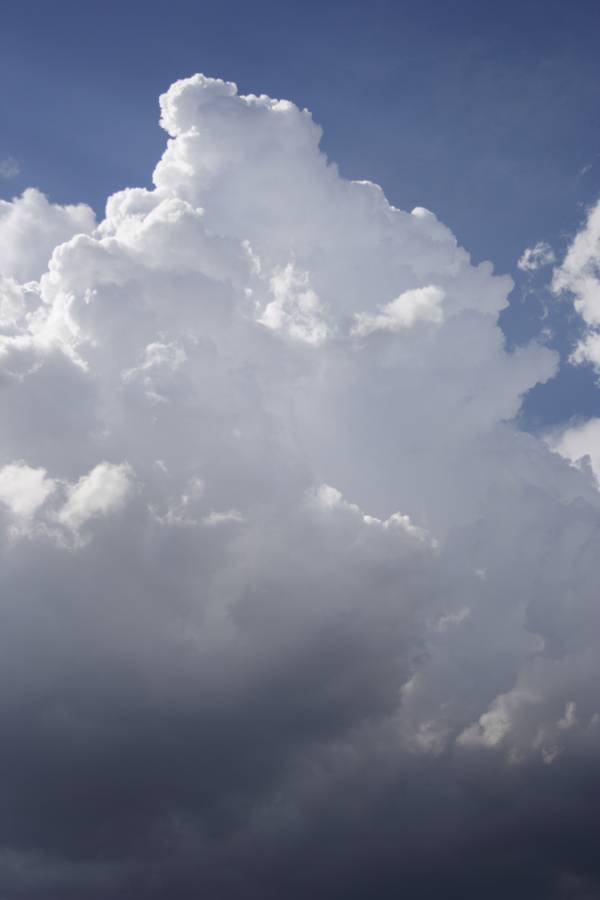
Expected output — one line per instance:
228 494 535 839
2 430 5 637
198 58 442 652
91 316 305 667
0 74 599 899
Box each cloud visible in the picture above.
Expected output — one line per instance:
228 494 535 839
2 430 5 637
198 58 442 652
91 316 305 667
0 459 132 543
0 73 598 898
351 284 444 336
0 188 95 283
0 157 20 179
259 262 328 344
56 462 132 533
552 416 600 483
548 202 600 485
553 198 600 367
518 240 556 272
0 461 55 520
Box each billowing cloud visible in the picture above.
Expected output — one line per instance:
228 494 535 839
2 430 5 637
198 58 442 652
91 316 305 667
553 198 600 367
549 199 600 491
0 74 599 899
351 284 444 336
0 187 95 283
0 461 55 520
553 417 600 483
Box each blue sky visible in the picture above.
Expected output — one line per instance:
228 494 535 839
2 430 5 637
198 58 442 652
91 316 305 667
2 0 600 426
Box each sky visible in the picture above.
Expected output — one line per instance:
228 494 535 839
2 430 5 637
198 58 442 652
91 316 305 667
1 2 600 898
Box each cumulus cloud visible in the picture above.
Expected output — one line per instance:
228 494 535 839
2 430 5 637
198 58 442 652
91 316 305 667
0 73 598 898
56 462 132 533
351 284 444 336
0 459 131 543
552 416 600 483
553 198 600 368
259 262 328 344
0 188 95 283
0 462 55 520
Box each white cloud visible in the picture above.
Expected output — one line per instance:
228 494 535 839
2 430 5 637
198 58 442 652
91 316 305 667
0 462 56 520
0 72 576 755
552 416 600 482
553 198 600 367
0 460 132 543
351 284 444 336
0 188 95 283
56 462 133 532
259 263 329 345
518 240 555 272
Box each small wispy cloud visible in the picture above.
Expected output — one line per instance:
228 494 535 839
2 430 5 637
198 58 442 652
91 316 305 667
517 240 555 272
0 157 20 179
579 154 599 176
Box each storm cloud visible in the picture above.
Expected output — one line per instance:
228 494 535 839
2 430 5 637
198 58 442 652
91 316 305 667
0 74 599 899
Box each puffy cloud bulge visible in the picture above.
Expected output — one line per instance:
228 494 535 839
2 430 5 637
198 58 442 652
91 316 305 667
0 74 599 899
